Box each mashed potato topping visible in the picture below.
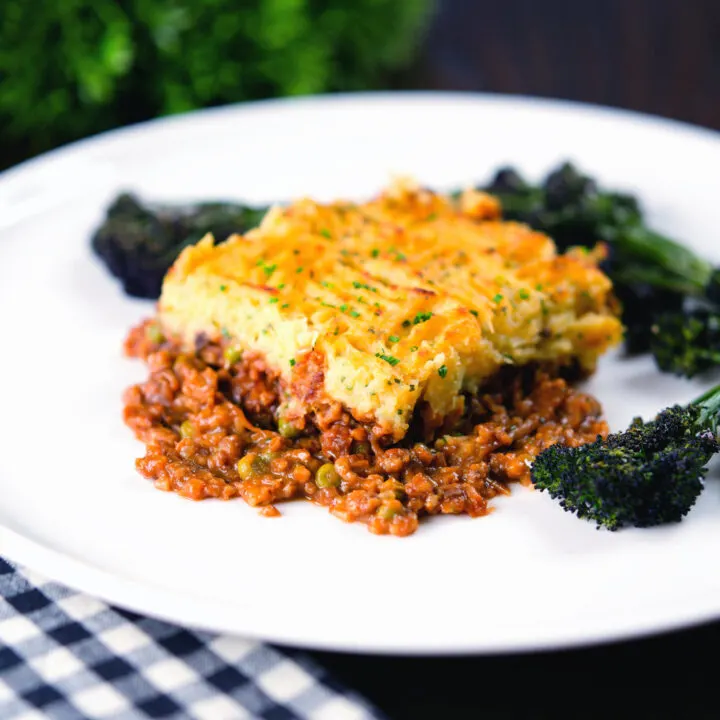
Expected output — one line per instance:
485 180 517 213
158 180 621 438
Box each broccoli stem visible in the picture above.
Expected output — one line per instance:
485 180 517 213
692 383 720 436
605 225 713 297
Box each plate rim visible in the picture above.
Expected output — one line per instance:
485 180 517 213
3 90 720 655
4 522 720 656
2 90 719 186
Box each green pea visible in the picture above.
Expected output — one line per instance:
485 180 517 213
384 481 405 499
224 345 243 365
145 322 165 345
236 455 255 480
179 420 194 439
377 503 399 520
277 416 300 439
315 463 341 488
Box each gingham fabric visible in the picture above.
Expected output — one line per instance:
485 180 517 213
0 560 382 720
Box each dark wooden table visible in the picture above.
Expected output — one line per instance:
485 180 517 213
304 2 720 717
413 0 720 132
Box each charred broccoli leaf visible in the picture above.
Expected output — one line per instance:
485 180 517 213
531 384 720 530
91 193 268 298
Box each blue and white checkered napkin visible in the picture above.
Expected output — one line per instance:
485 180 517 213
0 560 382 720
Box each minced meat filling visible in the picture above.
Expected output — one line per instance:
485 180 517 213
123 320 608 536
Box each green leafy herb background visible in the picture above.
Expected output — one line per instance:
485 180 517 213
0 0 430 169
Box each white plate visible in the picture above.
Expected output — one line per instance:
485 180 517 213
2 92 720 655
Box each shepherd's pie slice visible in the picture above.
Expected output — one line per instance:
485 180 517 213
158 181 622 439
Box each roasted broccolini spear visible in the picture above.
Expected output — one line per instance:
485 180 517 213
91 193 268 298
531 383 720 530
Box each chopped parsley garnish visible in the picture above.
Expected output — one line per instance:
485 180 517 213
278 283 286 289
397 409 403 415
376 352 400 366
269 297 279 304
319 228 332 239
410 345 418 352
263 263 277 278
371 248 380 258
281 303 290 309
289 358 296 367
426 212 438 221
322 281 335 288
339 303 349 313
388 335 399 343
438 364 448 378
409 384 416 391
493 293 504 303
220 284 227 292
518 288 530 300
469 309 479 317
412 312 433 325
349 310 361 318
402 319 412 328
296 267 304 273
352 281 377 292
